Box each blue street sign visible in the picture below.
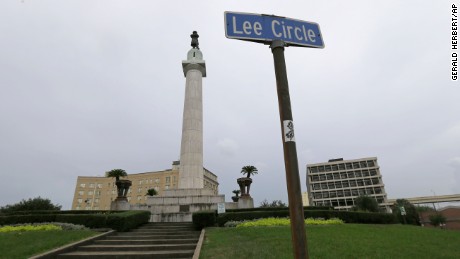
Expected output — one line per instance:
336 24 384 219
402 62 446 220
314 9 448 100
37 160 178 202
225 11 324 48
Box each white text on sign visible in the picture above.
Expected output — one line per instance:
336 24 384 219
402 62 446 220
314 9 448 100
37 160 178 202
231 16 317 43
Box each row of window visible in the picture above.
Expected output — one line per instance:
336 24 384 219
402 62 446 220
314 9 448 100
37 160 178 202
77 194 151 205
77 184 177 197
308 160 376 173
311 187 384 199
77 198 100 204
311 177 381 190
310 169 379 182
314 196 385 207
78 176 177 189
79 183 105 188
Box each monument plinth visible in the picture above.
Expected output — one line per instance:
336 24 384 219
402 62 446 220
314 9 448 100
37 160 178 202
139 32 224 222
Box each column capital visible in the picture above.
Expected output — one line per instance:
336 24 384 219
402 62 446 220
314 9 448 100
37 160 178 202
182 61 206 77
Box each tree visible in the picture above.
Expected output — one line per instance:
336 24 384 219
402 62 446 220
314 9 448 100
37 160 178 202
0 197 61 213
232 190 241 197
259 199 287 208
241 165 258 178
105 169 127 181
392 199 420 225
352 195 379 212
146 188 158 196
429 213 446 227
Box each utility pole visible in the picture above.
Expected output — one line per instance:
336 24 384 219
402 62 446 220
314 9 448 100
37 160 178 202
271 39 308 259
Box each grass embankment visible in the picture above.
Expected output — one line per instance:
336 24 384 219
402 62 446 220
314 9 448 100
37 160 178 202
0 230 96 258
200 224 460 259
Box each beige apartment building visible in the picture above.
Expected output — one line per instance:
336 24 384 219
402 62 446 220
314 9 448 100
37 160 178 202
71 161 219 210
306 157 389 211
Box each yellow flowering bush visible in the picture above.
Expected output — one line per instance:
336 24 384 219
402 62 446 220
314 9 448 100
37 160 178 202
0 224 62 233
236 217 344 228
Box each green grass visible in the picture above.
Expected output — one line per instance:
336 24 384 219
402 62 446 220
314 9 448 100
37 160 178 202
0 230 97 259
200 224 460 259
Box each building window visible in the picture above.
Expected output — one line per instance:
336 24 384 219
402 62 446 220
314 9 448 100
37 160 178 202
80 183 86 188
138 188 142 193
77 199 83 204
89 183 95 188
166 177 170 183
139 180 142 185
112 190 116 195
137 196 142 201
94 198 99 203
78 191 84 196
97 184 102 188
173 176 176 182
88 191 93 195
76 206 81 210
155 178 160 183
165 185 169 190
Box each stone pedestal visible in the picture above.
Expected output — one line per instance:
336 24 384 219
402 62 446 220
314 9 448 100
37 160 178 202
143 188 225 222
238 196 254 209
110 198 131 211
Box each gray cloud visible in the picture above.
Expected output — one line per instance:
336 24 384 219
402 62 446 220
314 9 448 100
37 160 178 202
0 1 458 209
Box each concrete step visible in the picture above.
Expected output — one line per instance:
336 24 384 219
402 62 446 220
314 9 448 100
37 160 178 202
136 226 194 230
130 231 197 234
56 222 200 259
110 234 200 240
143 222 193 225
58 250 194 258
77 243 197 252
95 239 198 245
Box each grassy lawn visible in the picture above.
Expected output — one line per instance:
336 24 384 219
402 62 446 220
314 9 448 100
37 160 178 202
200 224 460 259
0 230 97 259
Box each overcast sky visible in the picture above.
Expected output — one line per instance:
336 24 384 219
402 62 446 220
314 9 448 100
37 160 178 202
1 1 458 209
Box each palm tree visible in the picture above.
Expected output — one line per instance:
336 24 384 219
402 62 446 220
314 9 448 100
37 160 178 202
232 189 241 197
146 188 158 196
241 165 258 178
105 169 127 181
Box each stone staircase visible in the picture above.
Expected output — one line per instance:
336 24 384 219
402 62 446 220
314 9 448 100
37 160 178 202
58 222 200 258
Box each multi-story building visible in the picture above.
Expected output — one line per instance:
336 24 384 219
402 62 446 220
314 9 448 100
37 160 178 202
71 161 219 210
306 157 389 211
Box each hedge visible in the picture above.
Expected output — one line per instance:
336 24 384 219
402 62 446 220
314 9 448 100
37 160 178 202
192 211 217 230
214 209 397 226
0 210 123 216
0 210 150 231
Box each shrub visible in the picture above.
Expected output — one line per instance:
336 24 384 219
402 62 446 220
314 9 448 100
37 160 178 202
234 217 344 228
106 211 150 232
429 213 446 227
192 211 216 230
217 209 396 226
0 224 61 232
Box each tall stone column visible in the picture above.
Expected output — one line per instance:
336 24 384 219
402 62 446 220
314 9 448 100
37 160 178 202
179 31 206 189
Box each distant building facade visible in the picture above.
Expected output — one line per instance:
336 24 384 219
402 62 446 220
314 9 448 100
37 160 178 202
306 157 389 211
419 206 460 230
71 161 218 210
